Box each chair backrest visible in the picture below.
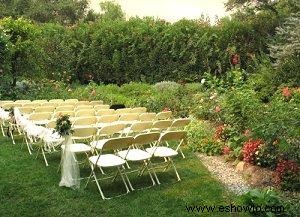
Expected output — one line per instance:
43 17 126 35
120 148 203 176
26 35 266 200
115 108 132 114
41 102 58 107
49 99 64 103
90 100 103 106
170 118 191 129
53 111 75 118
73 116 97 127
18 107 34 115
15 100 31 104
102 136 134 151
35 106 55 113
75 109 95 117
26 102 41 108
126 121 153 135
32 100 48 104
75 105 93 111
1 103 15 110
29 112 52 121
76 101 90 106
119 113 140 121
156 111 172 120
96 109 115 116
46 120 56 129
72 127 97 140
133 132 160 146
0 100 14 106
56 105 75 112
139 113 156 121
97 114 119 123
59 102 76 107
159 131 187 151
94 105 110 110
65 99 78 103
131 107 147 113
98 123 125 137
151 120 172 131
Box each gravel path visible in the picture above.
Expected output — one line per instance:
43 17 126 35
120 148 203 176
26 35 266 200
197 153 251 195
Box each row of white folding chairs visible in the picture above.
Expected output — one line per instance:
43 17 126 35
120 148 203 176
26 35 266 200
0 100 104 109
64 127 187 199
18 106 148 117
43 113 174 129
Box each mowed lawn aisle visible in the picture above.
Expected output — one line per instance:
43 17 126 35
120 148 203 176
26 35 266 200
0 135 247 217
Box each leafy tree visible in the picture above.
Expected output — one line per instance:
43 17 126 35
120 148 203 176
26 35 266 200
99 1 125 21
269 11 300 85
0 17 41 98
0 0 89 25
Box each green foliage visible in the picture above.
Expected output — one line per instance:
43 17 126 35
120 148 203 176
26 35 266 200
0 17 41 99
220 87 262 132
0 0 89 25
186 120 222 155
269 11 300 86
240 188 289 217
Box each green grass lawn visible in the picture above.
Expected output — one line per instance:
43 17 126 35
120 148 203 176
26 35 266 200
0 135 248 217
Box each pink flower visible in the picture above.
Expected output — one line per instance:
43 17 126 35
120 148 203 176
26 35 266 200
282 87 292 98
215 106 221 113
243 129 251 137
222 146 231 155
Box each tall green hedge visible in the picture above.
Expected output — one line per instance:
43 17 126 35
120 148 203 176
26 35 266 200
0 15 278 85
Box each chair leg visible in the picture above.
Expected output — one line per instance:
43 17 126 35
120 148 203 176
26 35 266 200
144 160 156 186
41 147 49 167
117 167 131 192
169 158 181 181
149 160 161 185
179 148 185 159
1 124 5 137
9 130 15 145
93 171 106 199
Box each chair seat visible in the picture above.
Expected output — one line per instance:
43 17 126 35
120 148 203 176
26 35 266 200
146 146 178 157
89 154 126 167
61 143 91 153
118 149 151 161
90 139 109 149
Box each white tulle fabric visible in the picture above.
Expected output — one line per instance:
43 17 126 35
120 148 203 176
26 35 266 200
12 108 79 189
59 136 80 189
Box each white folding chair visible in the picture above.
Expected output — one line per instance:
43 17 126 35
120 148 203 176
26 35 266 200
117 132 161 188
85 137 134 199
146 131 187 182
156 111 172 120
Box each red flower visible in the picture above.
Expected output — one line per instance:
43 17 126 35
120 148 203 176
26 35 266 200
282 87 292 98
242 139 262 164
275 160 299 186
215 106 221 113
230 54 240 65
214 124 225 140
222 146 231 155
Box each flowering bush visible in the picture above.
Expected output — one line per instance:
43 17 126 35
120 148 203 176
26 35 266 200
242 139 263 164
275 160 300 191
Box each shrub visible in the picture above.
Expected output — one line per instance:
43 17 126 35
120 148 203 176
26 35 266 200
275 160 300 191
240 188 289 217
242 139 263 164
186 120 223 155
